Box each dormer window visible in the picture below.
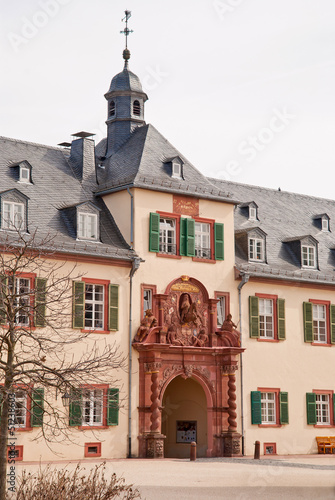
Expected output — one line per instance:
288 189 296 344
249 207 257 220
0 189 28 232
109 100 115 117
321 216 330 232
77 213 98 240
301 244 316 268
249 237 265 262
133 100 141 116
20 166 30 183
172 162 182 179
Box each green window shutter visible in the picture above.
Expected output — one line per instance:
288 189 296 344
72 281 85 329
277 298 286 340
330 305 335 344
109 284 119 331
107 388 119 426
35 278 47 328
0 275 7 325
279 392 289 424
186 218 195 257
214 223 224 260
249 296 259 338
180 218 187 256
306 392 317 425
31 388 44 427
69 389 82 426
303 302 313 343
149 213 160 253
251 391 262 424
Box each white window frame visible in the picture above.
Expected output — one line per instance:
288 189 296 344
13 390 28 428
249 237 264 262
249 206 257 220
315 393 330 425
322 218 329 232
19 166 30 183
84 283 104 330
2 201 24 230
312 304 327 343
82 388 103 427
259 298 274 339
172 162 182 179
261 392 276 424
159 218 176 254
77 212 98 241
301 245 316 268
8 276 30 326
143 288 152 315
216 296 226 328
195 222 211 259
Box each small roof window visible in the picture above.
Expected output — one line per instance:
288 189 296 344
239 202 258 221
164 156 184 180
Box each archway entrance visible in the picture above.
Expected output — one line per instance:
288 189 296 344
162 376 207 458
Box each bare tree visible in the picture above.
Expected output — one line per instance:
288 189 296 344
0 229 126 500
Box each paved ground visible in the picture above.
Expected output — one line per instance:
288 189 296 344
16 455 335 500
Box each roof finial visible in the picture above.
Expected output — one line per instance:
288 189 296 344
120 10 133 68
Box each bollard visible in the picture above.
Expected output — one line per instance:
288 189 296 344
254 440 260 459
190 441 196 461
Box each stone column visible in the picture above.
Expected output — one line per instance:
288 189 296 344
221 365 241 457
144 361 165 458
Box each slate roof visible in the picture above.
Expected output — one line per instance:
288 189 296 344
95 124 236 203
0 136 136 262
209 178 335 285
107 67 145 94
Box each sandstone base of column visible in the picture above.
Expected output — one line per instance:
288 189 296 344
145 433 166 458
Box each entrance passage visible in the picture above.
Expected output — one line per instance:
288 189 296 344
161 376 207 458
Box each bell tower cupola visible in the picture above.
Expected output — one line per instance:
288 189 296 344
105 11 148 156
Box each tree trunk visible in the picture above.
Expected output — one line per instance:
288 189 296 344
0 389 10 500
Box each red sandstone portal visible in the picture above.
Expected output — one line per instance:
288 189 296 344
133 275 244 458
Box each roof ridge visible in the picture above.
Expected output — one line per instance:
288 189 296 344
0 135 65 151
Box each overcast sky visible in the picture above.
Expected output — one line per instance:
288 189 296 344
2 0 335 199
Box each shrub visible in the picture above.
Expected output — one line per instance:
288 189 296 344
6 463 141 500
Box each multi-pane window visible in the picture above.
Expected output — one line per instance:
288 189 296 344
261 392 276 424
82 389 103 426
13 390 28 428
84 284 104 330
143 288 152 315
302 245 316 268
316 394 330 425
313 304 327 343
8 277 30 326
249 238 264 261
159 218 176 254
217 296 226 328
77 213 98 240
195 222 211 259
2 202 24 230
259 298 274 338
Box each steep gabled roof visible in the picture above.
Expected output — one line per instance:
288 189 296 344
96 124 236 203
0 136 136 262
210 178 335 285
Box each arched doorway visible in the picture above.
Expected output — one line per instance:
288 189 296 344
162 376 207 458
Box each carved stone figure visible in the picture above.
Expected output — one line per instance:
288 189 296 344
221 314 237 332
192 328 208 347
134 309 158 342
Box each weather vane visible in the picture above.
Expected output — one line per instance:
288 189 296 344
120 10 133 50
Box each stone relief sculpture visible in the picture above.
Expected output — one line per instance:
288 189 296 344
217 314 240 347
134 309 158 342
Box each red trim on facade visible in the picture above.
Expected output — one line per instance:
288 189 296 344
309 299 331 345
157 210 181 256
264 442 277 455
81 278 110 333
78 384 109 430
257 387 282 428
141 284 157 318
313 389 334 428
84 442 102 457
7 445 23 461
255 293 278 341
